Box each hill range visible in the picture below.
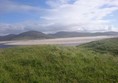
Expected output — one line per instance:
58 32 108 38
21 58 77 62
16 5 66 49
0 30 118 41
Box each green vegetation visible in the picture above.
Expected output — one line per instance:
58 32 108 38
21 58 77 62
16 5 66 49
0 38 118 83
79 38 118 55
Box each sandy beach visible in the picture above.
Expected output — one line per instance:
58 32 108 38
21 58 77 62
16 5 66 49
0 36 116 46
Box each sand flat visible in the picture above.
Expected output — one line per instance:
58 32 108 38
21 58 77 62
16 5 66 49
0 36 116 46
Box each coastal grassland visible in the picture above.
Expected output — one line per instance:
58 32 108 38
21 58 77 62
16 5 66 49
0 38 118 83
79 38 118 55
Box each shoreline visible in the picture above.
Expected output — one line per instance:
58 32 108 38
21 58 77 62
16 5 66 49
0 36 116 47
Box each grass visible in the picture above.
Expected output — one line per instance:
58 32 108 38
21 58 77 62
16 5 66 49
0 38 118 83
79 38 118 55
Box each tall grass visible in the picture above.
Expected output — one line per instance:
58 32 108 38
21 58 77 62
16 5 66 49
0 38 118 83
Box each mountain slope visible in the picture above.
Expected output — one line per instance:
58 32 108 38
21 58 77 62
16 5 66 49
0 34 16 41
13 31 51 40
50 31 118 38
0 31 118 41
0 31 51 41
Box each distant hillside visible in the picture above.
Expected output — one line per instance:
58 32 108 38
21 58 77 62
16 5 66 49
0 31 118 41
50 31 118 38
13 31 52 40
0 31 51 41
0 34 16 41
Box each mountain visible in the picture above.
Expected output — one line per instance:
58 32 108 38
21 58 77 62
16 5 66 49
50 31 118 38
0 34 16 41
49 31 82 38
0 31 51 41
13 31 52 40
0 31 118 41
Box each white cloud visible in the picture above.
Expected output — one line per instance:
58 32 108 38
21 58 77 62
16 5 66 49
42 0 118 31
0 0 118 35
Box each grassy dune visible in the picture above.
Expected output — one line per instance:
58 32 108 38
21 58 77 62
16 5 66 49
0 38 118 83
79 38 118 55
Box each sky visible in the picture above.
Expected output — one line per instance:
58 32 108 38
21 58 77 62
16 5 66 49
0 0 118 35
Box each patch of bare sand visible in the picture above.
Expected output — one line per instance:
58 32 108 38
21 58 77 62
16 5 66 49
0 36 115 46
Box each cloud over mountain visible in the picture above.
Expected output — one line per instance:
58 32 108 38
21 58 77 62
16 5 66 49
0 0 118 35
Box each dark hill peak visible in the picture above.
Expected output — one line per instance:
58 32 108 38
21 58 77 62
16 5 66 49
15 30 51 40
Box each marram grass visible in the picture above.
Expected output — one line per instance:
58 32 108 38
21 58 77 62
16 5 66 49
0 38 118 83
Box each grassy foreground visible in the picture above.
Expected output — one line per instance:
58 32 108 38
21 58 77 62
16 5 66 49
0 38 118 83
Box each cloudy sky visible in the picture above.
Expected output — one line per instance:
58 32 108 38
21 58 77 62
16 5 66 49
0 0 118 35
